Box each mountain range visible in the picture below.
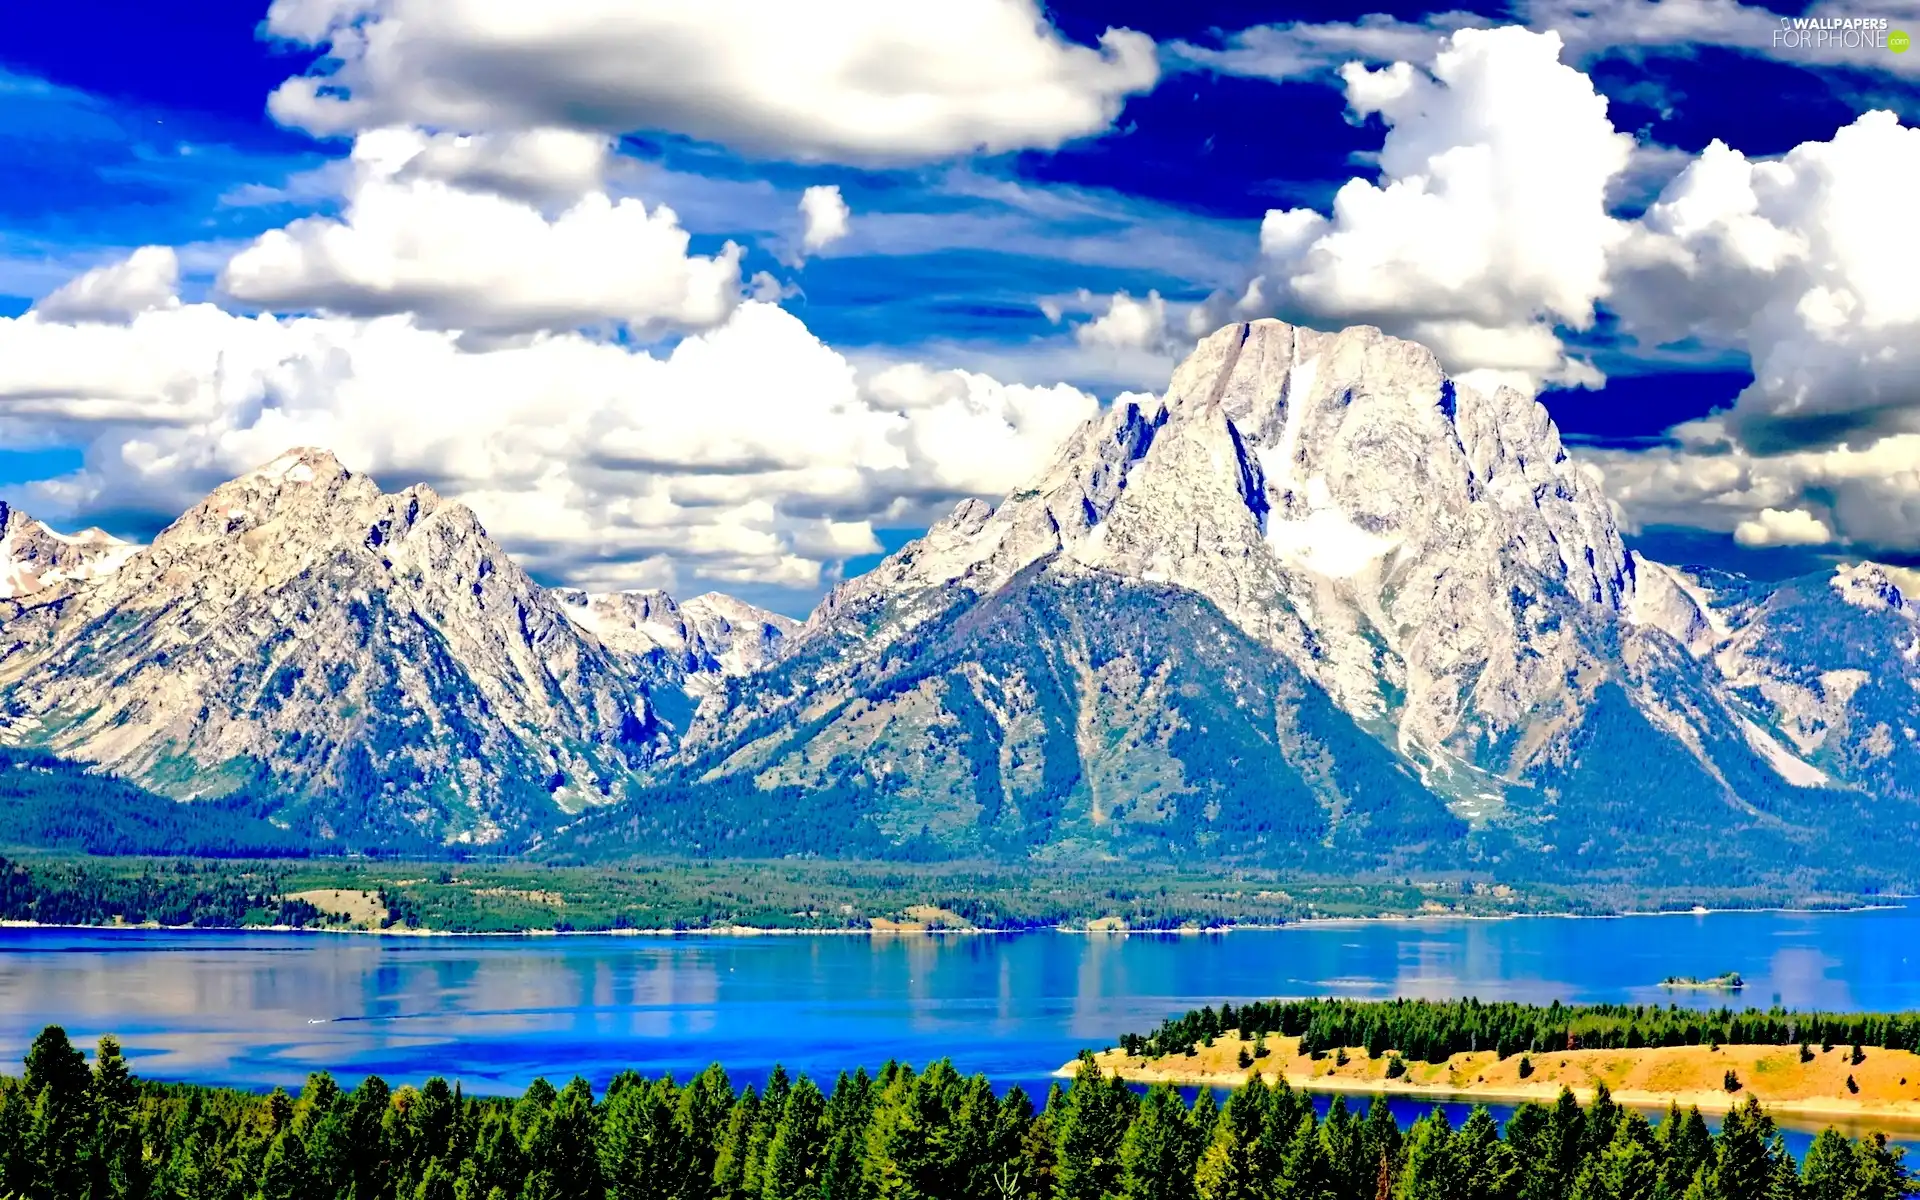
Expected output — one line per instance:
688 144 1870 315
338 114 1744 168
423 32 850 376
3 319 1916 886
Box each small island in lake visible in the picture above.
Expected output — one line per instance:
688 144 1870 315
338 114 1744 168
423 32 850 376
1661 971 1746 990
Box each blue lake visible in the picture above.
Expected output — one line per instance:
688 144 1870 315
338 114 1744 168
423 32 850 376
3 903 1918 1153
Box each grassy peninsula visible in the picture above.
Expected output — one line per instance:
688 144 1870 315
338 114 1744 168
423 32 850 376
1089 998 1920 1126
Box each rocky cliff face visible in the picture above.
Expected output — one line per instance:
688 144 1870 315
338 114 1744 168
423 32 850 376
551 586 800 734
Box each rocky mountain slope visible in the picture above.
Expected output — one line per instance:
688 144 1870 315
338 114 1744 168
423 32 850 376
1635 559 1920 804
0 451 782 848
2 319 1916 881
603 319 1911 879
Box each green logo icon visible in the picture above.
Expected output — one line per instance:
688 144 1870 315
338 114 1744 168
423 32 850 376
1892 29 1912 53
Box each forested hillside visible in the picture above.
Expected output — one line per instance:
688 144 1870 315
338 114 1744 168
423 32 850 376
0 749 309 857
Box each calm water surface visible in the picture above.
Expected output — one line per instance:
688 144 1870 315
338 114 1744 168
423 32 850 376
3 903 1917 1149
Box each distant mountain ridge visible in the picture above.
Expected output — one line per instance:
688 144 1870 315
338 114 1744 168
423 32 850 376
0 449 789 849
2 320 1916 886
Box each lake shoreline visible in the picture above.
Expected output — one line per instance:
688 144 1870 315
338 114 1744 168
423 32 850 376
2 898 1911 939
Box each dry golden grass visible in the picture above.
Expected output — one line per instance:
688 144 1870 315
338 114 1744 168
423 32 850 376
1080 1033 1920 1125
285 888 387 927
869 905 975 931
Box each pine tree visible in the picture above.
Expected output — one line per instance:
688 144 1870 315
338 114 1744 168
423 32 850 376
1700 1098 1781 1200
762 1077 826 1200
86 1035 146 1200
1583 1083 1621 1158
1850 1131 1915 1200
602 1074 688 1200
1358 1096 1401 1185
257 1126 316 1200
1656 1104 1714 1200
1054 1057 1137 1200
413 1158 458 1200
820 1070 875 1200
1120 1085 1198 1200
863 1064 943 1200
1393 1108 1456 1200
524 1078 604 1200
20 1025 91 1200
1317 1097 1369 1200
677 1064 736 1200
1275 1111 1335 1200
1452 1106 1517 1200
1569 1112 1657 1200
1800 1127 1857 1200
715 1087 762 1200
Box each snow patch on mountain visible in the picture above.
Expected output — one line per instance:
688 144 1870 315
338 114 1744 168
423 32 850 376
0 504 139 600
554 586 798 684
1831 563 1913 615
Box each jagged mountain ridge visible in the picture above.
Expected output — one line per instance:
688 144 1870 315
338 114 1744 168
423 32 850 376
0 318 1915 878
0 502 137 601
575 566 1467 863
0 450 790 848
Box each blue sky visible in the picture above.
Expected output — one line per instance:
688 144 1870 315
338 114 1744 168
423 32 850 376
1 1 1917 611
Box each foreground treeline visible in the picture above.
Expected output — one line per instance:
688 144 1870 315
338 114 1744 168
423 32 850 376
0 1026 1913 1200
1126 998 1920 1063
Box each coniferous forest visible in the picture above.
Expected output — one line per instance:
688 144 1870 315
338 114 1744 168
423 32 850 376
1 1025 1912 1200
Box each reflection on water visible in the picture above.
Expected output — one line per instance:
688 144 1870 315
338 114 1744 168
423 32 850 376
2 902 1917 1143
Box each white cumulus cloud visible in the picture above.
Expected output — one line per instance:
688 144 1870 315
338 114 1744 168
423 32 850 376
400 127 614 203
1257 27 1631 389
1734 507 1836 547
33 246 181 325
1598 110 1920 553
1613 111 1920 452
798 185 851 254
263 0 1159 162
219 129 743 341
1 273 1098 596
